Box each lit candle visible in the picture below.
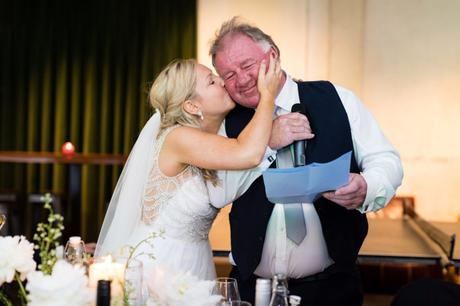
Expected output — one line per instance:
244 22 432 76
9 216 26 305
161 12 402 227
61 141 75 157
88 256 125 299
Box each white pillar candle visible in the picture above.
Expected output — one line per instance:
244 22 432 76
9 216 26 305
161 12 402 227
88 255 125 299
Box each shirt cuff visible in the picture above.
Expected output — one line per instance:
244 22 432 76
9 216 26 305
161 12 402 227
357 172 389 213
259 147 277 170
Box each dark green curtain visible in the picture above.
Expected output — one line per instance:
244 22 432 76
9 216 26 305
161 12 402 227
0 0 196 241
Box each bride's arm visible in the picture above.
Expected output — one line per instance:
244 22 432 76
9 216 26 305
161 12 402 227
167 57 281 171
207 150 276 208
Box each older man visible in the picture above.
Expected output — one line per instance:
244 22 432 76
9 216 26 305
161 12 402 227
207 17 403 306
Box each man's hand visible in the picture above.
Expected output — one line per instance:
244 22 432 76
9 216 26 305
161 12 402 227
269 112 314 149
322 173 367 210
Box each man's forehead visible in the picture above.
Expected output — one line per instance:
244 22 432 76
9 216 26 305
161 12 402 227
216 35 263 69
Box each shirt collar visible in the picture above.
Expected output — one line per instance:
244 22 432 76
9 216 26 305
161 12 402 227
275 73 300 113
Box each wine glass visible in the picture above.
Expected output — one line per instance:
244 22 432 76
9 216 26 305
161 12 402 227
112 256 143 305
0 214 6 231
213 277 241 305
121 258 143 306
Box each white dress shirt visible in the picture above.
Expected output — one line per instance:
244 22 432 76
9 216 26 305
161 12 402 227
208 75 404 278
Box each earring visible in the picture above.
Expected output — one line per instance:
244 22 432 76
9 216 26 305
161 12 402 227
197 110 204 120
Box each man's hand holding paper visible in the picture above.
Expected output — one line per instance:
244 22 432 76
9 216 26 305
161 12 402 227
323 173 367 209
262 151 353 204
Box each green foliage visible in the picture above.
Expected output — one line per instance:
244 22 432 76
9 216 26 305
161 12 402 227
0 290 13 306
32 193 65 275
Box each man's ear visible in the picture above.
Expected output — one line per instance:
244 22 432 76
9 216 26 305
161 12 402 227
183 99 200 116
269 47 279 60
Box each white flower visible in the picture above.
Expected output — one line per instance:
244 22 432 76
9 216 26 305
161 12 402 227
26 260 92 306
146 266 221 306
0 235 36 285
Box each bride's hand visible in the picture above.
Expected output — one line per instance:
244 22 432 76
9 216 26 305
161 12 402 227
257 54 282 103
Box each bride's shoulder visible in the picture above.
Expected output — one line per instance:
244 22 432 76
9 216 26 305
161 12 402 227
164 125 205 140
160 125 202 149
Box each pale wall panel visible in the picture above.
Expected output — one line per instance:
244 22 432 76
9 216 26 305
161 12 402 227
362 0 460 221
198 0 460 222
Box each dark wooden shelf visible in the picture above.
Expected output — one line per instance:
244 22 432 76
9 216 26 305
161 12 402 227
0 151 126 165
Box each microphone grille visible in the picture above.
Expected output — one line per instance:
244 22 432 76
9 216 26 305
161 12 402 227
291 103 306 114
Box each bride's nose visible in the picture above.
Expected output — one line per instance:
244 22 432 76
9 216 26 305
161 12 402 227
217 77 225 87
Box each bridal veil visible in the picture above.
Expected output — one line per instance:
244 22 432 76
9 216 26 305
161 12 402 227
95 113 160 256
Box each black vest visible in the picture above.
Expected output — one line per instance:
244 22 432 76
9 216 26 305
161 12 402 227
225 81 368 280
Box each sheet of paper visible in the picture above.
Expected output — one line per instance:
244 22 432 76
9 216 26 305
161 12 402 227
262 151 351 204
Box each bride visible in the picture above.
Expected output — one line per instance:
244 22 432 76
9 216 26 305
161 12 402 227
95 56 281 281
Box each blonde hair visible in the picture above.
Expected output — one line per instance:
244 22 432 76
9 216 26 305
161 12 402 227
148 59 218 185
209 16 280 67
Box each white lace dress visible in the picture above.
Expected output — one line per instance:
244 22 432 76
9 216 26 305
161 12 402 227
125 125 219 281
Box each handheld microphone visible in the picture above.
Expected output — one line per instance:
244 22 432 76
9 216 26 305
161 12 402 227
291 103 307 167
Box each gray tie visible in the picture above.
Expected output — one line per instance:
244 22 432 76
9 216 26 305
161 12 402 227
276 146 307 245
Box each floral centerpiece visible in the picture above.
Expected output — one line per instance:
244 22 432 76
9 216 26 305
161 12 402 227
0 193 223 306
0 235 36 305
26 260 91 305
145 266 221 306
0 193 90 306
